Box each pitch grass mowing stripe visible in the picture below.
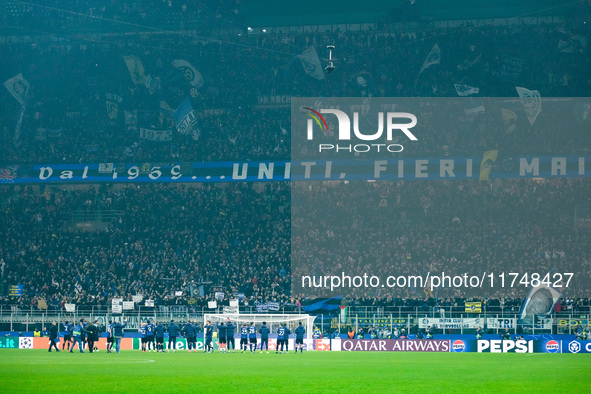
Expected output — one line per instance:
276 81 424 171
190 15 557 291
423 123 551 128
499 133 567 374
0 350 589 393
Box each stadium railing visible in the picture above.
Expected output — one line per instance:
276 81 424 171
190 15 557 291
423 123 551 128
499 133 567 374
0 305 588 336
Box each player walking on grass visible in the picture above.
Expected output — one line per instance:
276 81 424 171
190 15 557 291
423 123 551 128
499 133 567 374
248 322 257 352
259 322 270 353
240 323 248 352
48 321 60 352
276 325 285 354
106 321 114 353
70 319 85 353
204 321 214 353
155 322 165 352
167 320 179 352
62 320 72 351
217 322 227 353
294 322 305 353
225 318 236 353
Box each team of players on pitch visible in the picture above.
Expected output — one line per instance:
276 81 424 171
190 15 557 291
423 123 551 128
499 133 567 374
131 318 307 353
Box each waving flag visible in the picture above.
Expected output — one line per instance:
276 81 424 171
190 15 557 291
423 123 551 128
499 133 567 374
516 86 542 125
171 59 203 88
174 98 198 135
4 73 29 105
123 55 147 85
418 44 441 76
454 84 479 96
297 46 325 80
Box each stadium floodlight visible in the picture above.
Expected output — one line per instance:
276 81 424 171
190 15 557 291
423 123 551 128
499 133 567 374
204 313 315 340
325 45 336 73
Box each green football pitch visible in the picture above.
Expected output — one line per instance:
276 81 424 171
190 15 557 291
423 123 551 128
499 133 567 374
0 350 589 393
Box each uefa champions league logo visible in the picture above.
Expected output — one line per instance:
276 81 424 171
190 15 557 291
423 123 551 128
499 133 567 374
568 341 580 353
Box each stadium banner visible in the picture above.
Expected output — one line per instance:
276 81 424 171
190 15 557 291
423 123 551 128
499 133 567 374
131 338 313 351
139 127 172 142
450 339 561 353
341 339 450 352
562 340 591 354
419 318 483 329
557 318 589 327
465 302 482 313
30 337 131 350
353 317 414 327
486 318 517 329
2 155 590 185
257 94 291 108
0 337 19 349
9 285 23 297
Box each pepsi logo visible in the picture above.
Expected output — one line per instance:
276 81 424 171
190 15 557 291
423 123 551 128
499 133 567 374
546 340 559 353
452 340 465 352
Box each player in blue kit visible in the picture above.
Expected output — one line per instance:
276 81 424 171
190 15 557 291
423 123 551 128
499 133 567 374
225 318 236 353
146 320 155 351
240 323 248 352
140 322 148 352
204 321 214 353
276 325 285 354
259 322 270 353
62 321 72 351
248 322 257 352
217 322 227 353
295 322 306 353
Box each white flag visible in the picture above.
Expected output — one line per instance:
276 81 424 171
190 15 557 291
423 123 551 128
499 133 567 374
3 73 29 105
520 284 561 321
418 44 440 76
123 55 146 85
516 86 542 126
454 84 480 96
171 59 203 88
297 46 325 80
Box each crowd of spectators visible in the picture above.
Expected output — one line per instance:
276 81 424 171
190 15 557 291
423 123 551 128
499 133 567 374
0 177 589 314
0 7 590 315
1 19 590 165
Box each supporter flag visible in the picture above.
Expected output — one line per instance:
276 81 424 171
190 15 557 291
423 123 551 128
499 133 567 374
145 299 154 307
464 104 485 122
418 44 441 76
501 109 517 134
465 302 481 313
479 150 498 180
340 306 348 322
454 84 479 96
105 93 123 120
208 300 217 309
3 73 29 105
174 98 198 135
171 59 204 88
123 55 147 85
519 284 562 323
125 110 137 132
302 296 343 313
65 303 76 312
297 46 325 80
144 75 161 94
9 285 24 297
516 86 542 125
